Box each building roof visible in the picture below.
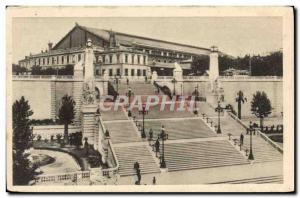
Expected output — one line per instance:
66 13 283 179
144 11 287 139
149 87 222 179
77 24 213 55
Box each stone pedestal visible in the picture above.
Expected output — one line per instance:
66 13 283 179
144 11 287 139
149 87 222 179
81 104 97 146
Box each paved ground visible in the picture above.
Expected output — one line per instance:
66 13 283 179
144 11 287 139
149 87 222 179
117 161 283 185
30 149 81 175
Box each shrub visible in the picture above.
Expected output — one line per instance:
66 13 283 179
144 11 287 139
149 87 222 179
37 135 42 141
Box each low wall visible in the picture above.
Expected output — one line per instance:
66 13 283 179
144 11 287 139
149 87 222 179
33 125 80 140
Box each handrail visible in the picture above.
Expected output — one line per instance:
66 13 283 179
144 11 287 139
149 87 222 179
97 115 119 174
219 75 282 80
13 75 74 80
227 111 283 153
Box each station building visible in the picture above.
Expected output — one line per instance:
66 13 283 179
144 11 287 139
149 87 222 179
18 23 220 78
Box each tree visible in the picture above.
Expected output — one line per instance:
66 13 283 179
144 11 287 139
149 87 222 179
191 56 209 75
235 90 247 119
12 96 34 185
251 91 272 129
58 95 75 143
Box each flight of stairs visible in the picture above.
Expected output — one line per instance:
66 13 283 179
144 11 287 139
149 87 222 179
163 140 249 172
114 145 160 176
100 106 128 121
104 121 142 144
115 82 158 96
243 135 283 163
209 175 283 184
143 119 216 140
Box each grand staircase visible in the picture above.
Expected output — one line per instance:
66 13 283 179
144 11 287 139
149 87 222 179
243 135 283 163
163 140 249 172
144 119 216 140
114 145 160 176
209 175 283 184
104 121 142 144
115 82 158 96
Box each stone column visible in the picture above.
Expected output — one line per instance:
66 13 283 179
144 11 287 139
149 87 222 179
151 71 158 84
209 46 219 82
73 59 84 126
50 79 56 121
82 104 97 146
173 62 183 95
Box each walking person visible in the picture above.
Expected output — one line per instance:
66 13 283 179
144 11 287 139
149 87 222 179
155 139 160 157
126 78 129 85
240 133 244 146
149 129 153 141
152 176 156 185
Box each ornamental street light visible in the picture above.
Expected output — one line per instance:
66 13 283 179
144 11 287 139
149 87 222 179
126 87 133 116
114 75 120 92
194 85 199 114
171 78 177 96
248 121 255 160
215 101 224 134
158 125 169 168
139 104 148 138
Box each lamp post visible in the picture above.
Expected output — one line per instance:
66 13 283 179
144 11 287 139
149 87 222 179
248 122 255 160
215 101 224 134
139 104 148 138
158 125 168 168
171 78 177 96
126 87 133 116
194 85 199 114
114 75 119 92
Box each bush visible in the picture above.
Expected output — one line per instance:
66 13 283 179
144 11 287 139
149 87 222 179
37 135 42 141
56 134 62 143
30 119 58 126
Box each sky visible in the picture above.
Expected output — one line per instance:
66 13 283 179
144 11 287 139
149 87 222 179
12 17 282 63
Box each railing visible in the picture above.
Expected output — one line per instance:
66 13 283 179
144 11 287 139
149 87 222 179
35 170 91 184
219 75 283 80
182 76 209 80
227 111 283 153
97 115 120 176
13 75 74 80
157 76 173 80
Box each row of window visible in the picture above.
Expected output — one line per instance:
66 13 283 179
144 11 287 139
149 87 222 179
99 54 147 65
31 53 83 66
144 49 192 59
102 68 147 76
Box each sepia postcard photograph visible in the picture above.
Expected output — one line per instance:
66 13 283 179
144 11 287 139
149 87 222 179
6 6 294 193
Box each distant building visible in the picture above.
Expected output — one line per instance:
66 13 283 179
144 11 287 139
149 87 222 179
18 23 221 77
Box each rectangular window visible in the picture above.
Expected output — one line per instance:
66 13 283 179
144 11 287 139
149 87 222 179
143 56 146 65
109 69 113 76
52 57 55 65
67 55 69 63
143 69 146 76
109 55 113 63
102 69 106 75
131 69 135 76
125 69 128 76
137 69 141 76
47 57 49 65
125 54 128 63
42 58 45 65
117 54 120 63
132 54 134 64
78 54 81 61
62 56 64 64
116 69 120 76
137 55 140 64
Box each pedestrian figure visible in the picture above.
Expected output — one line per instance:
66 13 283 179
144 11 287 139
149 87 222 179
145 76 148 82
240 133 244 146
126 78 129 85
152 176 156 185
155 139 160 157
149 129 153 141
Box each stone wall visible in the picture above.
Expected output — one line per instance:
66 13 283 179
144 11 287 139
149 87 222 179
12 81 52 119
220 80 283 118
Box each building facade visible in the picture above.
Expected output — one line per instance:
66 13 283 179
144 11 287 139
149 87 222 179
19 23 219 78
